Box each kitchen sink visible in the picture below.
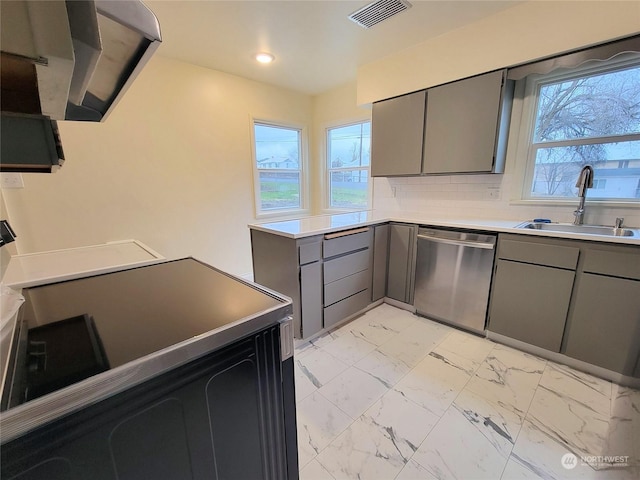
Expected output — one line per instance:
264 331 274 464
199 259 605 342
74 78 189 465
515 222 639 237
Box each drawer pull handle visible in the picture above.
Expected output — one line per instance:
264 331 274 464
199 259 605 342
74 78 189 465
324 227 370 240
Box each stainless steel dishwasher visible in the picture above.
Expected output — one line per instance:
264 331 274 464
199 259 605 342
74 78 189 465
414 228 496 334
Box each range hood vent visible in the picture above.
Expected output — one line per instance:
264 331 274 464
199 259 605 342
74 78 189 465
1 0 160 173
348 0 412 29
0 0 161 122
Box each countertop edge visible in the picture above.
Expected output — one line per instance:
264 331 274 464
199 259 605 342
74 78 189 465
249 213 640 245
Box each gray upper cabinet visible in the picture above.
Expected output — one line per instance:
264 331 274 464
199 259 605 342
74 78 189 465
370 69 513 177
371 90 426 177
423 70 510 174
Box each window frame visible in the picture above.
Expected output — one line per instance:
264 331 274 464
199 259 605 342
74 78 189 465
251 118 310 219
512 54 640 206
323 119 372 212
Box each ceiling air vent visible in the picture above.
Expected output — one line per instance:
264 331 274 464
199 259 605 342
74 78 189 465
348 0 412 29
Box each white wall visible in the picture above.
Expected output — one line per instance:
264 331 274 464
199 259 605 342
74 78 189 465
2 56 312 276
364 0 640 226
358 1 640 104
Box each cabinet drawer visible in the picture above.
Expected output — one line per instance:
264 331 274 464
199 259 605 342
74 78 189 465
582 248 640 280
324 249 370 284
324 289 371 329
498 238 579 270
298 241 322 265
324 270 370 307
323 229 371 259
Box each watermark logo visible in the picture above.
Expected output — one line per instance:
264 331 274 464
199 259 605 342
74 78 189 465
561 453 578 470
561 453 630 470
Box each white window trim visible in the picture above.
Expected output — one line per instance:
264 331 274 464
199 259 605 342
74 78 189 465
509 54 640 207
323 118 372 213
251 117 310 219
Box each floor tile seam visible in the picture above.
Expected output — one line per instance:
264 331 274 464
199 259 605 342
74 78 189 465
299 390 361 469
439 340 527 463
505 358 551 477
314 386 365 425
295 388 316 405
406 404 472 480
370 311 449 351
297 345 350 379
544 362 614 407
298 459 337 480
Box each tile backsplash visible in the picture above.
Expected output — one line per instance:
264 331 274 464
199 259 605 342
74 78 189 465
372 174 640 227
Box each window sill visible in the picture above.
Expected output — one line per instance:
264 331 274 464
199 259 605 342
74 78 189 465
254 208 311 222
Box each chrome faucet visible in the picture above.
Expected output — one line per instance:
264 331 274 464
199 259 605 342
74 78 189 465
573 165 594 225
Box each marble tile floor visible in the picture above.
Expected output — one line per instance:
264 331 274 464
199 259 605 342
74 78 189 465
293 303 640 480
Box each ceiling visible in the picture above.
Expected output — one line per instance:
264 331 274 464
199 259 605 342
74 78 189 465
145 0 523 96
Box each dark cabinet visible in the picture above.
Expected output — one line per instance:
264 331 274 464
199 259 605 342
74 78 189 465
386 223 417 304
1 325 295 480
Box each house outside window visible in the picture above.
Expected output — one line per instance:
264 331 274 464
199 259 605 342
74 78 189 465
252 121 307 216
326 121 371 210
522 58 640 202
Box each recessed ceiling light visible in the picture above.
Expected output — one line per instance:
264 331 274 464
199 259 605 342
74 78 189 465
255 52 275 64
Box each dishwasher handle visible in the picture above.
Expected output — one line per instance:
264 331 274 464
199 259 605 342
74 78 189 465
417 233 495 250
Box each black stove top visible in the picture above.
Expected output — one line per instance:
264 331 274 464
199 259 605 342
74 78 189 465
2 258 285 410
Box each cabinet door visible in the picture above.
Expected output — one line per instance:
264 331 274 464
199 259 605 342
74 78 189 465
372 224 390 301
423 70 505 174
488 259 575 352
386 224 417 304
371 90 426 177
301 262 323 338
564 274 640 376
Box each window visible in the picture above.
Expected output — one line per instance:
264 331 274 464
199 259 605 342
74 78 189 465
523 59 640 201
252 121 306 216
326 121 371 210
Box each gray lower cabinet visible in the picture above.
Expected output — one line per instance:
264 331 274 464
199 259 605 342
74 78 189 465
372 224 390 301
386 223 417 304
251 230 323 338
563 245 640 377
322 229 373 329
489 259 575 351
488 234 579 352
251 226 375 339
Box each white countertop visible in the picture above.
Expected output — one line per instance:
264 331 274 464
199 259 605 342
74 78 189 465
1 240 165 289
0 239 165 413
249 210 640 245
